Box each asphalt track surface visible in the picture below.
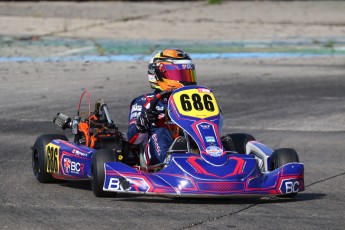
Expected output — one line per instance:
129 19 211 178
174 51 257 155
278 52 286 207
0 56 345 230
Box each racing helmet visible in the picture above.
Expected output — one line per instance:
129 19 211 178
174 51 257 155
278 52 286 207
148 49 197 91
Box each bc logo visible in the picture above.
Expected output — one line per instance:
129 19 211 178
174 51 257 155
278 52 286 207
106 178 122 191
280 180 300 194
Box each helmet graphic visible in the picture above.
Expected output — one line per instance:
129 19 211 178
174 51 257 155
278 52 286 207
148 49 197 91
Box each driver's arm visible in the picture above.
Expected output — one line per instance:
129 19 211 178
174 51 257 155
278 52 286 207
127 97 148 144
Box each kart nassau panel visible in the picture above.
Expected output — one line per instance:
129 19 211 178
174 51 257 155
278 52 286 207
103 154 304 197
168 86 227 166
46 139 95 180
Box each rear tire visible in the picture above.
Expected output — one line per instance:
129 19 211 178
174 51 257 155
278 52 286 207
271 148 300 198
222 133 255 154
32 134 68 183
91 149 117 197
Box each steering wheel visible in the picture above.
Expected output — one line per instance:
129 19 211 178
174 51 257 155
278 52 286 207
146 90 173 116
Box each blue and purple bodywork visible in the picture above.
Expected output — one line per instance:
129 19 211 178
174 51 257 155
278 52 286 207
43 86 304 197
45 139 95 181
102 86 305 197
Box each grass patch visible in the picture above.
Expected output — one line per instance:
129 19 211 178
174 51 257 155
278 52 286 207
323 40 335 49
208 0 222 4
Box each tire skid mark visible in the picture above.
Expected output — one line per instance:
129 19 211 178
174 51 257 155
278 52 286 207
305 171 345 187
178 173 345 229
178 204 257 230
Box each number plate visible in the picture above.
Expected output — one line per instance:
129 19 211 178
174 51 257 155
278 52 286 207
172 88 219 118
46 143 60 174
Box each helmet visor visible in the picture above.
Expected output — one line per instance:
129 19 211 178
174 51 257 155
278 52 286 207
161 63 196 84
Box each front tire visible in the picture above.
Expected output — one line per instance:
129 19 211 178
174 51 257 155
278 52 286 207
270 148 299 171
270 148 300 197
32 134 68 183
91 149 117 197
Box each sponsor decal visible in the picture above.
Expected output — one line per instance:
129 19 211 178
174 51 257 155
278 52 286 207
106 178 130 191
131 104 142 112
199 124 211 129
72 149 88 157
205 146 222 157
46 143 60 174
107 178 123 191
62 157 85 175
105 177 150 192
280 179 300 194
151 134 161 155
155 105 165 111
205 136 216 143
63 158 71 173
130 111 141 119
182 64 194 69
198 88 211 93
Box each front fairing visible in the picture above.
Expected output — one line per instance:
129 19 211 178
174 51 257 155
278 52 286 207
103 154 304 197
168 86 227 166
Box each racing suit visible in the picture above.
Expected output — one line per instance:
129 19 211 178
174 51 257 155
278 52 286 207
127 91 173 166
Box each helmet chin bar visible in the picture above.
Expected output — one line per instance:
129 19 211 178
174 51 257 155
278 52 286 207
157 79 184 91
180 81 197 86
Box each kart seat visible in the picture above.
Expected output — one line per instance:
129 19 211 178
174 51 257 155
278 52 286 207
167 136 188 153
221 135 236 153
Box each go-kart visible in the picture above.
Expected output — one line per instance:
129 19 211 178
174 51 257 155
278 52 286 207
32 86 304 198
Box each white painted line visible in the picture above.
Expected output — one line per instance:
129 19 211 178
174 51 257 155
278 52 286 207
18 118 52 122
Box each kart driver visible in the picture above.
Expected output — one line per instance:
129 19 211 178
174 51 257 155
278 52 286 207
127 48 197 168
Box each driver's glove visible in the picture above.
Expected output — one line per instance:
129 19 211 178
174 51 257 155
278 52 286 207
135 109 159 133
